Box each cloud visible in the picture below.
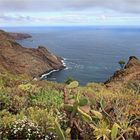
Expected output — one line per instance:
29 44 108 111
0 0 140 26
0 0 140 14
0 13 44 27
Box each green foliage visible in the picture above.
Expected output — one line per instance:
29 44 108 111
94 120 111 140
65 76 74 84
28 89 63 109
78 97 88 106
90 110 103 120
66 81 79 89
111 123 121 140
0 72 29 88
0 73 140 139
55 119 65 140
0 110 16 128
18 83 36 92
77 107 92 123
64 84 90 123
64 104 73 112
0 91 11 110
118 60 125 69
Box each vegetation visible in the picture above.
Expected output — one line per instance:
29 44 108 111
118 60 125 69
0 72 140 140
65 76 75 85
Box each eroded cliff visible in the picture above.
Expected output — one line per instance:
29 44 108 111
0 30 64 78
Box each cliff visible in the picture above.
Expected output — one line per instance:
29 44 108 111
0 30 65 78
105 56 140 87
9 32 32 40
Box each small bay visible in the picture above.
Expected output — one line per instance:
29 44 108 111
3 26 140 85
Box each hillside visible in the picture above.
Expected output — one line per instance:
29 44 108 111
0 30 140 140
0 30 64 78
8 32 32 40
105 56 140 91
0 71 140 139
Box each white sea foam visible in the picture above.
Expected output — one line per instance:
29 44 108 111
61 58 69 70
61 59 66 67
41 69 59 79
40 57 67 79
64 67 69 70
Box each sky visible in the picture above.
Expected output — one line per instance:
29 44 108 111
0 0 140 26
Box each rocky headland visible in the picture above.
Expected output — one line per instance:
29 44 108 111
0 30 65 78
8 32 32 40
0 29 140 86
105 56 140 88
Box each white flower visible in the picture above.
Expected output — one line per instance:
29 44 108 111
22 124 25 127
13 130 18 134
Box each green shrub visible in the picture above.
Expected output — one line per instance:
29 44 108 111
65 76 74 85
28 89 63 109
0 110 16 139
118 60 125 69
26 107 55 133
0 91 11 110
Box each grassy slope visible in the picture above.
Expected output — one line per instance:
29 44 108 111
0 72 140 139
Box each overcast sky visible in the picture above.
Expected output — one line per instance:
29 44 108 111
0 0 140 26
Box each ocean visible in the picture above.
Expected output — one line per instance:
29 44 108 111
2 26 140 85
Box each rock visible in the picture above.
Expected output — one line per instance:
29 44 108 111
0 30 65 78
8 32 32 40
105 56 140 87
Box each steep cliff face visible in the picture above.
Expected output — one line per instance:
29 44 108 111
105 56 140 87
0 30 65 78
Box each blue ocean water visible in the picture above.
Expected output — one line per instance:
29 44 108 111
2 26 140 85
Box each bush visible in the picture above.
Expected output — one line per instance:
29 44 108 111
0 110 16 139
0 91 11 110
28 89 63 109
26 107 55 133
9 95 27 114
6 118 44 140
118 60 125 69
65 76 74 85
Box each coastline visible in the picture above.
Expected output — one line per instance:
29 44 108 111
40 58 67 80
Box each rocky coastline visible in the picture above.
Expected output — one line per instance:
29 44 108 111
105 56 140 88
0 30 65 79
9 32 32 40
0 29 140 86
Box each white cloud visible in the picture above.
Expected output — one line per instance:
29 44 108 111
0 0 140 26
0 0 140 14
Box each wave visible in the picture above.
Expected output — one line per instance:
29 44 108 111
40 57 67 79
62 58 69 70
64 67 69 70
40 69 60 79
61 59 66 67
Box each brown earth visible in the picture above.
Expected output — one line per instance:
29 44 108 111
105 56 140 88
8 32 32 40
0 30 65 78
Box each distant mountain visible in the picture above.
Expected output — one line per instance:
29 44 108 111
0 30 65 78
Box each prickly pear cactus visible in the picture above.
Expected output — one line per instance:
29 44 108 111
55 119 65 140
66 81 79 89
